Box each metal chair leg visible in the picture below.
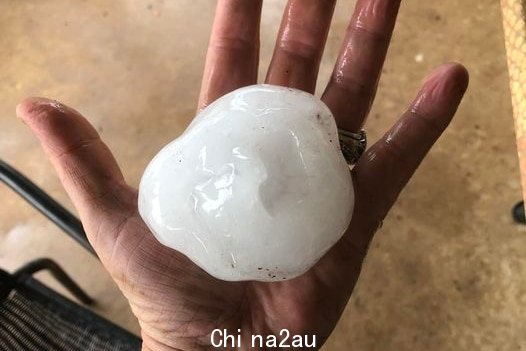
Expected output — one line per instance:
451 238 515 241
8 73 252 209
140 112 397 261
13 258 95 305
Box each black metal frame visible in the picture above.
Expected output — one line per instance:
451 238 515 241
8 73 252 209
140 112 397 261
12 258 94 305
0 159 96 256
0 159 141 349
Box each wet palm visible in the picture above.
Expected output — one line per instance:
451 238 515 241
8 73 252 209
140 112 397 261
17 0 468 350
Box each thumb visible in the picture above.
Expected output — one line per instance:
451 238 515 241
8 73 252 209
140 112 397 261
17 97 134 253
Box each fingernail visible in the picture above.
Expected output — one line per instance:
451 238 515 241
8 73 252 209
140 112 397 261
16 97 67 120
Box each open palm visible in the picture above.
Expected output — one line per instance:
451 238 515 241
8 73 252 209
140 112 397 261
17 0 468 350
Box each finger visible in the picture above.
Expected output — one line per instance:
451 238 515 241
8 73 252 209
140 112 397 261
198 0 263 110
16 98 128 221
265 0 337 93
349 63 469 251
322 0 401 131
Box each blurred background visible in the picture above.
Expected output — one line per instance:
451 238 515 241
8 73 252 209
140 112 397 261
0 0 524 350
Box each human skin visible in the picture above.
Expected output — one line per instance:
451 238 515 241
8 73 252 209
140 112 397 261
16 0 469 350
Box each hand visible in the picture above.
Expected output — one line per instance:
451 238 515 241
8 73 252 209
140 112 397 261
16 0 468 350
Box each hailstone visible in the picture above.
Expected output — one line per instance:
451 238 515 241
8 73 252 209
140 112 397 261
138 84 354 282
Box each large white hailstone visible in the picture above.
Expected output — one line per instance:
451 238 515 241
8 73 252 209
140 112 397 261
138 84 354 282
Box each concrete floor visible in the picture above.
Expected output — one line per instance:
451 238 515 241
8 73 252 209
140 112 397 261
0 0 524 350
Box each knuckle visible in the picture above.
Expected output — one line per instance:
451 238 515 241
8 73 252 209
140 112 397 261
278 38 320 61
329 75 373 98
210 35 256 52
53 136 99 160
409 107 446 138
380 132 410 165
348 22 389 43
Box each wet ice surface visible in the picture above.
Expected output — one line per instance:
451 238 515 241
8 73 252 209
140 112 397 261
139 84 354 281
